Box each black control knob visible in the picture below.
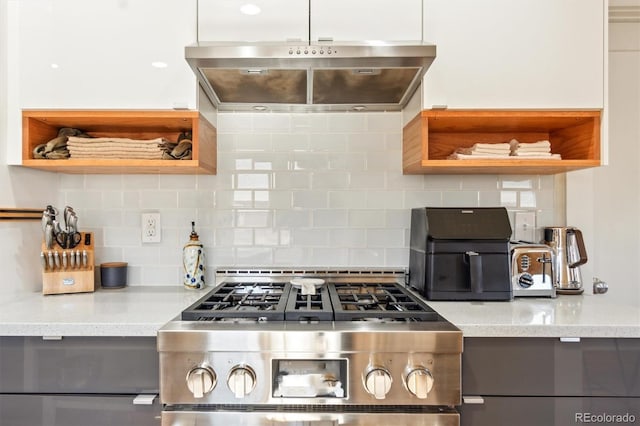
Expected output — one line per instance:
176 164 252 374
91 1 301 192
518 273 534 288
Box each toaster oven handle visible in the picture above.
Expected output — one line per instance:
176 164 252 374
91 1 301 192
466 251 483 294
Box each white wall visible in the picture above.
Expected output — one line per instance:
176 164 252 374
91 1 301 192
567 3 640 301
0 0 62 293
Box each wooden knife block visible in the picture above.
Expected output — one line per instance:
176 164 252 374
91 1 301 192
42 232 95 295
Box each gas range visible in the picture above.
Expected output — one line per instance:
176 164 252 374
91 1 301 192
158 269 462 426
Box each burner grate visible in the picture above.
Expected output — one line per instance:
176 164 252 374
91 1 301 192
329 282 439 321
181 280 439 322
284 286 334 322
181 282 290 321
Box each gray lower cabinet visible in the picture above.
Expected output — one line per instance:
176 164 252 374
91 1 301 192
0 336 160 426
0 395 161 426
460 337 640 426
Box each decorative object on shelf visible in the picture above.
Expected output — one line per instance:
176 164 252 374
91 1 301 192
183 221 206 290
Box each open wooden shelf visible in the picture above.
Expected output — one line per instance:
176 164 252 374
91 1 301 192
403 109 601 174
22 110 217 174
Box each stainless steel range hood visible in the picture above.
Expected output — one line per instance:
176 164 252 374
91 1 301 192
185 42 436 112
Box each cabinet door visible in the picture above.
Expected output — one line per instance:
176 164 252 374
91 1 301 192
0 337 158 394
310 0 423 42
0 395 161 426
422 0 605 109
460 396 640 426
197 0 309 42
13 0 197 109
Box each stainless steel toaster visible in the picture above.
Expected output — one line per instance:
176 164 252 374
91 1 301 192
511 244 556 298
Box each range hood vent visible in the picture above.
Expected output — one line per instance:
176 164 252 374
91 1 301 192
186 42 436 112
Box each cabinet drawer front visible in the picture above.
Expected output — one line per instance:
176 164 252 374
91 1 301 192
0 337 158 394
461 396 640 426
0 394 160 426
463 338 640 397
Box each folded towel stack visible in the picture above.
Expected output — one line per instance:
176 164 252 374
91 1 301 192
448 142 511 160
67 136 170 160
509 139 562 159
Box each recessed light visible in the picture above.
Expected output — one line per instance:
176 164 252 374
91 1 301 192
352 105 367 111
151 61 168 68
240 3 261 15
50 63 59 69
253 105 268 111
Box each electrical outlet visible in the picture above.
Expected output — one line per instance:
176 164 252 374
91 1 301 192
141 212 161 243
514 211 536 242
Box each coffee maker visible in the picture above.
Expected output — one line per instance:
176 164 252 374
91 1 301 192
543 226 588 294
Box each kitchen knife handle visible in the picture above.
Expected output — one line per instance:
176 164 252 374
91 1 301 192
466 251 483 294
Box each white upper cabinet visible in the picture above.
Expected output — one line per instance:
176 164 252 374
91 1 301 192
309 0 423 42
422 0 606 109
198 0 309 42
13 0 198 109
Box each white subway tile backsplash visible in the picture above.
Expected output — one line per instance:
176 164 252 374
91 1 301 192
348 210 386 228
442 191 479 206
349 248 385 266
403 191 442 209
139 191 178 209
348 172 386 190
65 191 103 209
216 228 253 246
236 247 273 265
292 190 328 209
236 209 272 228
367 229 404 248
217 113 253 132
159 175 197 189
102 191 124 209
385 248 409 266
313 209 348 227
461 175 499 190
57 112 559 281
312 172 349 189
500 191 518 207
328 113 366 132
329 229 366 248
85 174 123 190
254 190 292 209
327 152 367 171
520 191 537 208
292 114 328 133
366 113 401 132
254 228 280 246
309 248 349 266
328 191 367 209
293 228 330 246
310 133 348 152
235 173 272 189
366 191 403 209
234 133 273 152
275 210 312 228
253 113 291 132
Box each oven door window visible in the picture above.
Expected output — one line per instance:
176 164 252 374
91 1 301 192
272 359 347 398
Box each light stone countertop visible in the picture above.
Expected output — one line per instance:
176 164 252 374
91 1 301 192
427 292 640 338
0 286 206 337
0 286 639 338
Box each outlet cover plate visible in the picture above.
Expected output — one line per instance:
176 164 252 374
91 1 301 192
142 212 161 243
514 211 536 242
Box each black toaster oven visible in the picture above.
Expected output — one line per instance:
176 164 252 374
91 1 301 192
409 207 513 301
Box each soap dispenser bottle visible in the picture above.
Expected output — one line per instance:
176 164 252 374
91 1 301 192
183 221 205 289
